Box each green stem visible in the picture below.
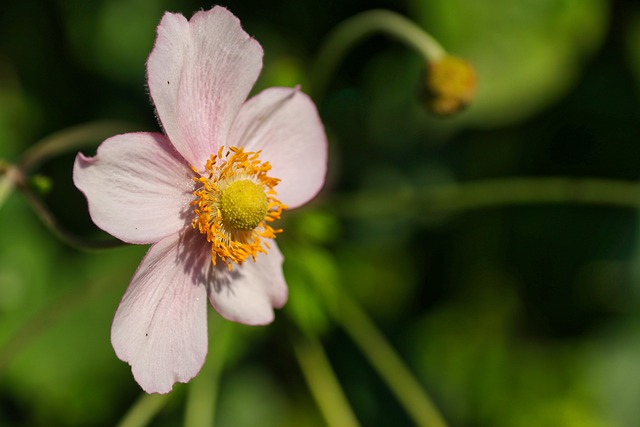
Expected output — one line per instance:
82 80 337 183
335 293 448 427
312 9 445 100
16 176 125 250
14 120 137 250
184 319 231 427
0 162 19 211
115 393 171 427
19 120 137 173
313 177 640 426
317 176 640 425
292 333 362 427
338 177 640 219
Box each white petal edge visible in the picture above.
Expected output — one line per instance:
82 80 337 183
73 132 194 244
111 231 209 394
208 243 288 325
147 6 263 169
227 87 328 209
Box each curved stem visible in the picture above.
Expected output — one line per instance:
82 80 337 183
337 177 640 219
14 120 137 250
0 162 20 211
292 333 362 427
312 9 445 100
16 176 125 250
19 120 137 173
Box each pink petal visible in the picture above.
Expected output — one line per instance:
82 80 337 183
147 6 263 169
208 243 288 325
111 231 209 394
73 132 194 244
228 87 328 209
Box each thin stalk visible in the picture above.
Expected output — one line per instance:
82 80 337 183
0 162 19 211
115 393 171 427
183 319 231 427
293 334 362 427
19 120 137 173
16 177 125 250
312 9 445 100
12 120 137 249
334 294 448 427
337 177 640 219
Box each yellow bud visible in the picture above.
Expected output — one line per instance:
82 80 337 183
423 55 476 116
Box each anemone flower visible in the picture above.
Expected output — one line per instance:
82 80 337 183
73 6 327 394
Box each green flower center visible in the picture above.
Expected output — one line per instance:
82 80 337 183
220 179 268 230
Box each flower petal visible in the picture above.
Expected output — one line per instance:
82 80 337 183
73 132 194 244
228 87 327 209
111 231 209 394
208 243 288 325
147 6 263 169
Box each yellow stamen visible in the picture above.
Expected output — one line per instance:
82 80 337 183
190 147 286 269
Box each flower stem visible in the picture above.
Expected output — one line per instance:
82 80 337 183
312 9 445 100
115 393 171 427
337 177 640 219
14 120 138 250
0 161 19 212
184 319 231 427
19 120 137 173
292 333 362 427
16 175 126 250
319 178 640 426
335 294 449 427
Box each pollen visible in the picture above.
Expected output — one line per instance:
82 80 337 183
190 147 286 269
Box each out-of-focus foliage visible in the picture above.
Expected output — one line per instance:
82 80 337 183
1 0 640 426
625 9 640 95
60 0 170 84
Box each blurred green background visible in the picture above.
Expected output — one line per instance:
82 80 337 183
2 0 640 426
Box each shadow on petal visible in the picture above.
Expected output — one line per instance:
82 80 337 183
175 228 241 298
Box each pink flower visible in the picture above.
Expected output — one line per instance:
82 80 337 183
73 6 327 394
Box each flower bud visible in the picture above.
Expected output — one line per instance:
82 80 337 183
422 55 476 116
